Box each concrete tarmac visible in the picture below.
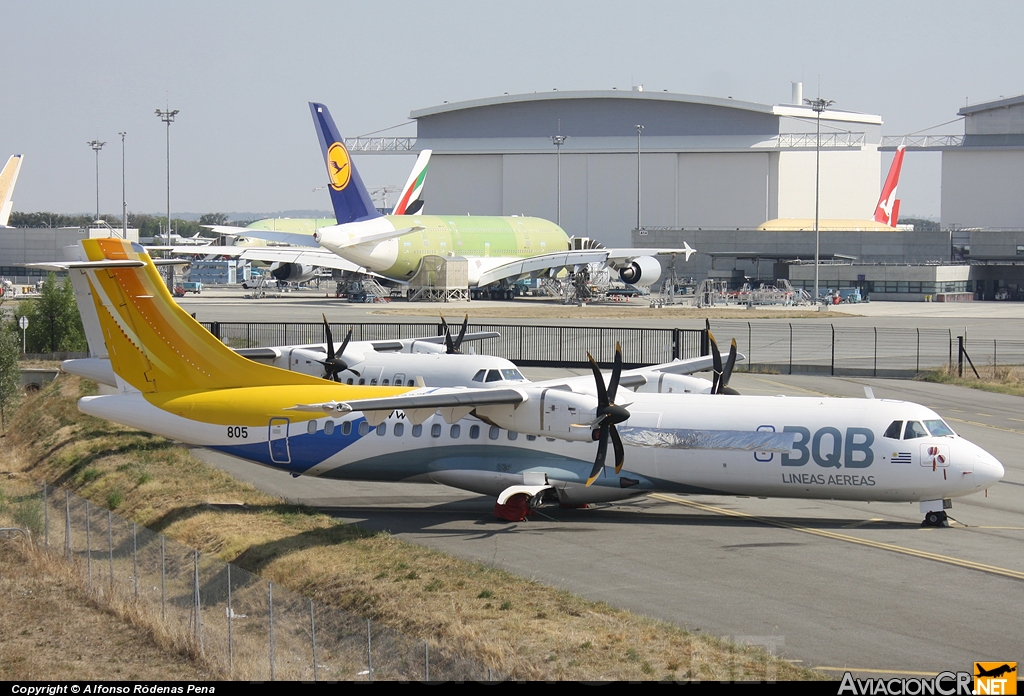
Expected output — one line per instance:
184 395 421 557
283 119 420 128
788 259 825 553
193 371 1023 678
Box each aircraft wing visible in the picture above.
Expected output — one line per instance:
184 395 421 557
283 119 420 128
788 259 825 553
603 242 696 263
476 250 610 287
204 226 318 247
528 353 739 392
168 245 367 273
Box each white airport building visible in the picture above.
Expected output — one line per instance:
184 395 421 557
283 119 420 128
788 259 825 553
363 86 884 249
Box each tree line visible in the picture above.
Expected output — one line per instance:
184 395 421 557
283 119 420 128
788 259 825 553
7 212 251 237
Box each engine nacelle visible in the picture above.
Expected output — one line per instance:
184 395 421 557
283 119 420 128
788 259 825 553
270 262 317 283
618 256 662 286
633 373 713 394
475 388 599 442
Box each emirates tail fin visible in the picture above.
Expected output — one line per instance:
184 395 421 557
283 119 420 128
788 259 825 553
874 144 905 226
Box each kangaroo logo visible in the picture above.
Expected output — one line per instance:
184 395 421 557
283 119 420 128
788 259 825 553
326 142 352 191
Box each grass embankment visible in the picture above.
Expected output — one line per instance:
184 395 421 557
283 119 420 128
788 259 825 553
1 373 820 681
918 365 1024 398
0 479 215 680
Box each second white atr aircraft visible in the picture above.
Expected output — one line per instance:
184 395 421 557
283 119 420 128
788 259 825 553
71 238 1002 524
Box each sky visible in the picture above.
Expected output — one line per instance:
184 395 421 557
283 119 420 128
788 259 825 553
4 0 1022 221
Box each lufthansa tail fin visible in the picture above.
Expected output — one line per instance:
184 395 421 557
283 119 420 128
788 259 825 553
78 238 326 393
308 102 381 225
0 155 24 227
393 149 431 215
874 144 905 226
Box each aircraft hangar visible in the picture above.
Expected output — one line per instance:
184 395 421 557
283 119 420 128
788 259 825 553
394 86 884 248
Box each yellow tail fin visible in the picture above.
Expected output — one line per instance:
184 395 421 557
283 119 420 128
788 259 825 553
81 238 326 393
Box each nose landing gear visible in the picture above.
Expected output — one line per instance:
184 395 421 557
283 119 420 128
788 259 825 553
922 510 949 527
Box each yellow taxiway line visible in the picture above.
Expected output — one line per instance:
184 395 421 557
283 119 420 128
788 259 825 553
648 493 1024 581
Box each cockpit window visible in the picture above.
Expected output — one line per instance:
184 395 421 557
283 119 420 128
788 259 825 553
501 369 526 382
924 419 955 437
471 370 486 383
884 421 903 439
485 370 503 382
903 421 928 439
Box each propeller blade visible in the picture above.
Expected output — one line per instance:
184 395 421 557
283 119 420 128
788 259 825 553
322 314 335 361
708 330 723 394
586 352 608 406
720 339 738 394
607 342 622 403
587 426 609 486
440 315 456 354
610 426 625 474
454 315 468 352
338 326 353 359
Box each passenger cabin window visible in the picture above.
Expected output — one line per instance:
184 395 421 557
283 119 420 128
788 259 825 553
489 426 500 440
450 425 461 438
307 420 317 435
507 431 518 440
431 424 442 438
342 421 352 436
903 421 928 439
324 420 335 436
358 421 370 436
382 378 389 386
469 425 480 439
377 422 387 436
346 378 354 385
394 423 404 437
412 424 422 437
884 421 903 439
472 370 486 383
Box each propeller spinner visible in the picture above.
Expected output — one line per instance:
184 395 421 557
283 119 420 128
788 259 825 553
319 314 356 381
584 342 631 486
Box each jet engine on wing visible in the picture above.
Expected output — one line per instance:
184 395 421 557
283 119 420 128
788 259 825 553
270 262 318 283
617 256 662 286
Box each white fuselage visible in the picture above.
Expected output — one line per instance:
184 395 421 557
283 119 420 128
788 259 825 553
78 391 1004 507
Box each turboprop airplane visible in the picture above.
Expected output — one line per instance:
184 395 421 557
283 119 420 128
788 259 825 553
0 154 24 227
70 238 1002 525
49 243 716 393
178 103 695 297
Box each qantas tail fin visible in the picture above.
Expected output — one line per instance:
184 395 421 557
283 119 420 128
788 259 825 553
0 155 24 227
308 102 381 226
393 149 431 215
874 145 905 226
77 238 325 393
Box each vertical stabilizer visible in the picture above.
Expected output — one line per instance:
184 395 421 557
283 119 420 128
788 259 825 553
308 103 381 225
393 149 431 215
0 155 24 227
874 145 905 226
78 238 326 393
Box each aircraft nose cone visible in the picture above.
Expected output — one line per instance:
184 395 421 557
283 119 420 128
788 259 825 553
975 452 1005 488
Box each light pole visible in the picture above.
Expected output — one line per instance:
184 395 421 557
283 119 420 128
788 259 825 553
550 135 568 226
87 139 106 220
155 108 179 242
635 125 644 232
118 132 127 238
804 97 834 303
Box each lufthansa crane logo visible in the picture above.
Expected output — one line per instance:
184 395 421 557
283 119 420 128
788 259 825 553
326 142 352 191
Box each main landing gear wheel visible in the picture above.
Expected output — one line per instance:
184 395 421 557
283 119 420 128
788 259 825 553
922 510 949 527
494 494 532 522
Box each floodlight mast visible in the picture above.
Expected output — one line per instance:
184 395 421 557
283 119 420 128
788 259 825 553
155 108 179 242
635 124 644 233
118 132 126 239
87 139 106 221
550 134 568 226
805 97 834 304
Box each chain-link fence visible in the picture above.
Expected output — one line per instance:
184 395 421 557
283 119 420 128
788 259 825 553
32 484 498 681
200 320 1024 377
